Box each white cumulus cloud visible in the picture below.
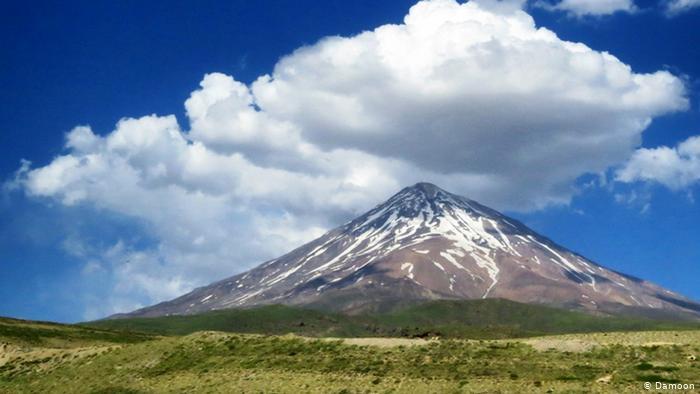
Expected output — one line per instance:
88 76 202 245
665 0 700 15
17 0 687 316
616 135 700 189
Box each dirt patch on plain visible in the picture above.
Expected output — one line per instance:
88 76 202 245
333 337 437 348
521 338 597 352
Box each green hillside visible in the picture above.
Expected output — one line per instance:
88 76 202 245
87 299 699 339
86 305 368 337
0 316 155 348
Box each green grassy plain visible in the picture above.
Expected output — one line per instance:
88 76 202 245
1 302 699 393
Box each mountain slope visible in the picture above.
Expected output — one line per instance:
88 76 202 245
119 183 700 318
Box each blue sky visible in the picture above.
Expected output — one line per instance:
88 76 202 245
1 0 698 323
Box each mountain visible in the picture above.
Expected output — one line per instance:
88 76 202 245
118 182 700 319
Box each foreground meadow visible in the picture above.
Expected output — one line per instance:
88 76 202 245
1 318 699 393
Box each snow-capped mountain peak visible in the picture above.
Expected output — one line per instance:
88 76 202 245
121 183 700 318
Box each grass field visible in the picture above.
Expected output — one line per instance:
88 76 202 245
1 313 699 393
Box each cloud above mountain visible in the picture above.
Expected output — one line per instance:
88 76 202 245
17 0 687 316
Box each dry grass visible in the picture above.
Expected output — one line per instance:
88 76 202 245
516 330 700 352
